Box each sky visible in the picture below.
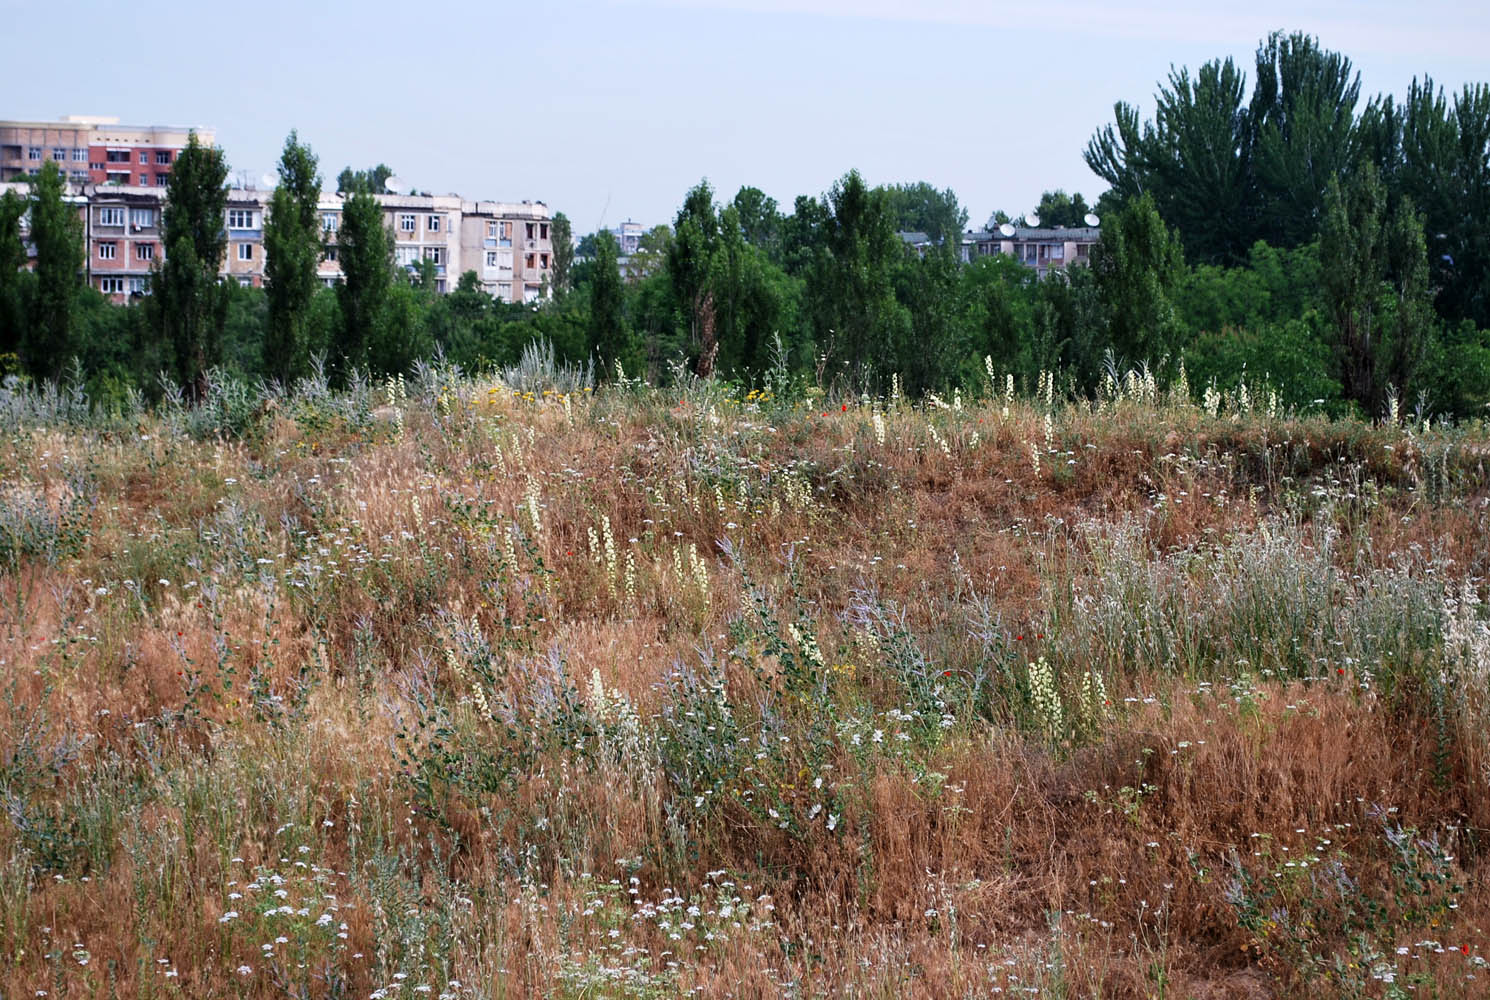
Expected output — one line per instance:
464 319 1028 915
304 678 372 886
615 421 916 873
6 0 1489 233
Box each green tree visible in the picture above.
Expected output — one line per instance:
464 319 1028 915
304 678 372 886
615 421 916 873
263 131 323 383
667 180 723 372
880 181 967 247
334 191 394 381
150 133 231 399
0 188 27 364
807 170 906 388
1319 164 1433 416
1035 190 1094 229
1249 32 1363 247
588 227 630 371
1089 193 1186 367
732 186 782 256
24 161 84 381
550 212 573 297
1395 78 1490 329
712 204 798 376
337 164 394 194
1086 57 1255 263
1085 33 1364 262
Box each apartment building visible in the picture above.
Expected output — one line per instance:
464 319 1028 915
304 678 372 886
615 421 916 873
317 194 553 303
6 171 552 305
88 186 165 298
971 225 1101 278
902 224 1102 279
0 115 214 186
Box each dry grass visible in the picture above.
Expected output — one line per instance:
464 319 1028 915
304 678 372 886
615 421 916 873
0 368 1487 998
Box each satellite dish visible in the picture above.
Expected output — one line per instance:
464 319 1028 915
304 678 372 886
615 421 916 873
998 222 1016 238
384 176 407 195
260 173 277 190
1025 212 1041 227
1084 212 1101 227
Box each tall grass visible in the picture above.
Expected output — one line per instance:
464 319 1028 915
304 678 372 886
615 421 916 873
0 365 1486 997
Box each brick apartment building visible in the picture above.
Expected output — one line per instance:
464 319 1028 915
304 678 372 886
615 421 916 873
0 115 215 187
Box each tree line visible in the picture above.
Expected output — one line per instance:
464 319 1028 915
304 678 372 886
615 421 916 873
1 30 1487 421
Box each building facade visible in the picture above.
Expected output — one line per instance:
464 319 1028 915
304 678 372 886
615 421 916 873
901 224 1102 279
1 116 214 186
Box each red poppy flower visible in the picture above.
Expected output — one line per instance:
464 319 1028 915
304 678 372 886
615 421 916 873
841 404 848 412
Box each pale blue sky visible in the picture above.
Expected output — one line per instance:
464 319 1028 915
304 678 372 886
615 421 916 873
7 0 1488 233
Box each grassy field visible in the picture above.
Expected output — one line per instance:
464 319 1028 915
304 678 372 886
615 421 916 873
1 361 1488 998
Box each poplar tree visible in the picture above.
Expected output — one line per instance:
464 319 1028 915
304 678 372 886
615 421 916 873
588 227 629 371
334 190 393 381
151 133 230 400
0 188 28 364
263 131 322 384
25 161 83 381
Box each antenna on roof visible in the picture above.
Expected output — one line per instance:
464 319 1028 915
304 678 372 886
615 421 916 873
1084 212 1101 227
1025 211 1041 227
384 176 407 195
999 222 1016 238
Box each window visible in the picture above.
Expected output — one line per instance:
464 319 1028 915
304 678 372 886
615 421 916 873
497 282 512 299
69 171 88 182
136 243 154 261
525 253 536 269
106 150 130 163
485 250 499 268
139 173 148 185
100 277 124 293
130 208 154 228
427 215 441 232
156 151 171 164
1049 244 1064 261
99 207 126 226
28 147 41 160
422 246 444 265
525 222 535 240
52 148 66 161
128 277 148 294
237 242 254 261
540 223 549 240
395 246 420 266
323 246 338 262
98 242 117 260
237 276 252 287
91 161 104 171
72 148 87 162
399 214 416 232
227 209 257 229
155 174 168 186
539 253 549 269
487 221 498 238
321 212 338 232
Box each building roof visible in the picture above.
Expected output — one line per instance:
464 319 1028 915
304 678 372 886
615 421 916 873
969 226 1101 242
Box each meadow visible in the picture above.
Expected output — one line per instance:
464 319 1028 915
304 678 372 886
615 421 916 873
1 353 1487 998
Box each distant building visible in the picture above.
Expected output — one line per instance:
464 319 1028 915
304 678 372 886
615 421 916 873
0 115 215 186
611 220 644 256
4 115 552 304
900 224 1101 279
315 194 554 302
